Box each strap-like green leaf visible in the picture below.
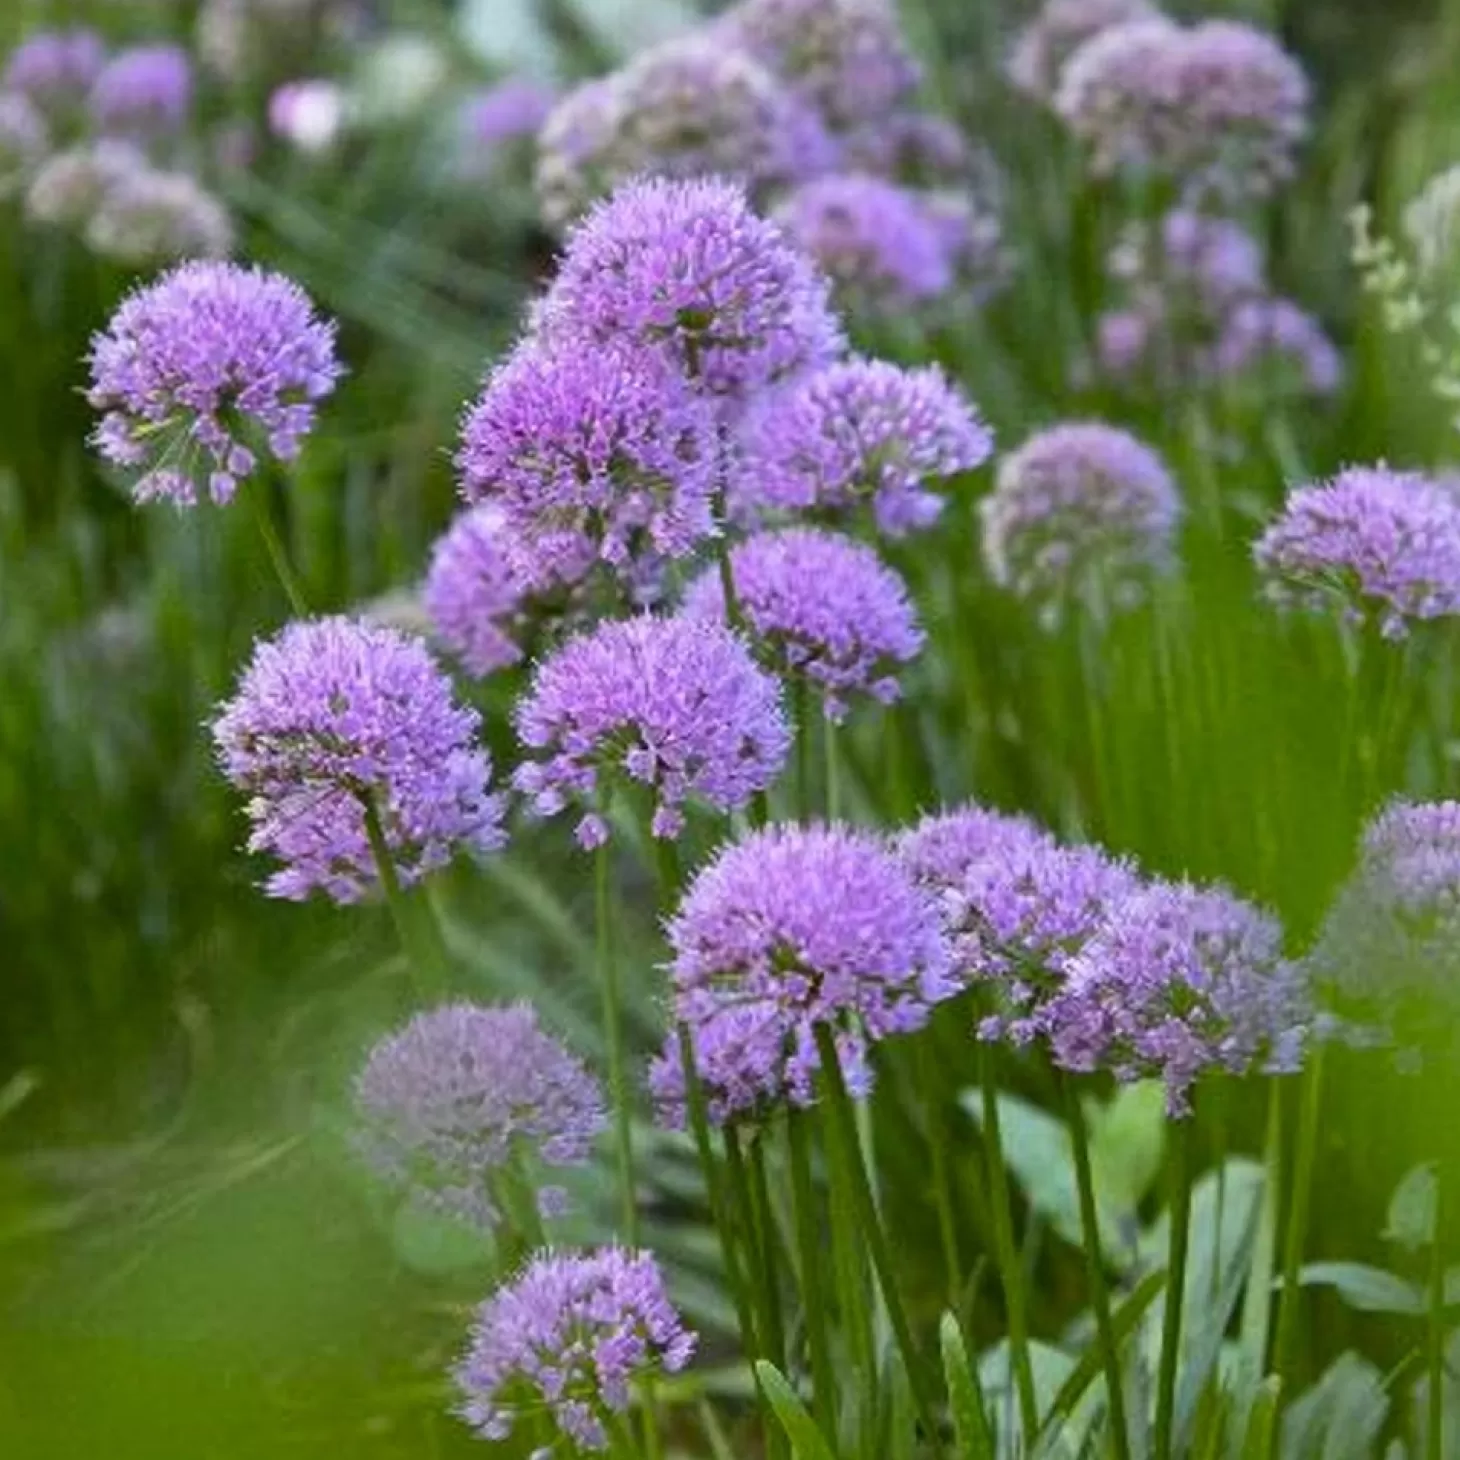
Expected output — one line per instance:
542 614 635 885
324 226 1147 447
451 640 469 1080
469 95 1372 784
756 1360 840 1460
941 1313 995 1460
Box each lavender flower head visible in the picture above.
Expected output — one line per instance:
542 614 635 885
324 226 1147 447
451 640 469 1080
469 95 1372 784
682 527 923 719
454 1248 695 1450
1008 0 1159 104
1044 880 1308 1114
0 94 48 200
423 506 528 678
87 261 341 507
25 139 146 228
842 109 975 187
737 358 992 536
514 614 790 848
1211 296 1342 396
84 167 234 264
212 617 505 902
457 338 718 588
980 422 1181 622
354 1002 604 1228
650 823 954 1123
88 44 193 139
462 77 555 151
4 27 106 114
1253 467 1460 639
1109 209 1266 308
919 187 1013 304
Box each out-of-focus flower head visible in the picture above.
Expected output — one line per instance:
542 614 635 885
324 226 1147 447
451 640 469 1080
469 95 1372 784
918 186 1013 304
1109 209 1266 308
25 139 146 228
1008 0 1159 104
3 27 106 116
88 44 193 140
423 505 529 679
268 78 347 154
842 109 977 188
461 76 554 158
197 0 367 85
0 93 48 199
1211 296 1342 396
84 166 234 264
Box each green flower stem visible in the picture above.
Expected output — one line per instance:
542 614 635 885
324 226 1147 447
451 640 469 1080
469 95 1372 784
793 679 813 821
361 797 448 1002
919 1040 962 1303
747 1134 786 1371
596 836 639 1246
247 474 310 618
824 716 841 821
1428 1165 1445 1460
787 1109 836 1438
1154 1115 1193 1460
492 1155 546 1271
716 528 744 634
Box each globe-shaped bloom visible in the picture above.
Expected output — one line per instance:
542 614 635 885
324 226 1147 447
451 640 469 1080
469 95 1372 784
423 506 528 678
462 77 555 152
650 823 954 1123
1109 209 1267 309
83 166 234 264
86 261 341 506
539 176 844 405
454 1248 696 1451
682 527 923 718
979 422 1180 621
24 139 147 228
1253 466 1460 639
1007 0 1158 104
514 614 790 848
212 617 505 902
736 358 992 535
354 1001 605 1228
88 44 193 138
0 94 48 200
456 338 719 588
841 109 977 187
1211 297 1341 396
4 27 106 114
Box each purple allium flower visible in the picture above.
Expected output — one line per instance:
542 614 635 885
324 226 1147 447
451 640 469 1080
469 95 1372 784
918 187 1013 304
1007 0 1158 104
650 823 954 1123
456 338 719 588
681 527 923 719
88 44 193 139
1252 467 1460 639
1211 296 1342 396
423 506 528 678
540 176 843 405
842 109 976 187
736 358 992 535
1110 209 1267 307
3 27 106 113
454 1248 696 1450
1056 19 1308 204
979 422 1180 621
514 614 790 848
24 139 146 228
1045 880 1308 1114
462 76 555 150
212 617 505 902
354 1001 605 1228
268 78 345 154
86 261 341 507
0 93 48 199
84 166 234 264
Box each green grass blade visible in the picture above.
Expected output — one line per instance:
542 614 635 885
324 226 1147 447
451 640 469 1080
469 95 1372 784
941 1312 995 1460
756 1360 840 1460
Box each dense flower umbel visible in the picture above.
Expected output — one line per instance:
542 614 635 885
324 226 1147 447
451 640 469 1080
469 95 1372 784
88 44 193 139
212 617 505 902
1056 18 1309 204
1109 209 1267 309
87 261 341 506
84 167 234 264
980 422 1180 621
540 176 843 405
0 95 47 199
737 358 992 535
354 1002 605 1228
682 527 923 718
25 140 146 228
4 27 106 114
423 506 528 678
651 823 954 1123
1008 0 1158 104
514 614 790 848
1253 466 1460 639
456 339 719 588
1210 297 1342 395
454 1248 696 1450
1044 880 1308 1114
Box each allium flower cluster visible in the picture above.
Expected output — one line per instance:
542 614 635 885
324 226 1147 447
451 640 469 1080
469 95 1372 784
514 614 790 848
25 140 145 228
461 77 554 155
682 527 923 719
1253 466 1460 638
454 1249 696 1451
87 261 341 506
88 44 193 139
84 166 234 263
843 109 977 187
1044 880 1308 1113
737 358 992 535
979 422 1180 621
0 94 47 200
919 187 1013 304
4 27 106 114
423 506 529 678
1008 0 1159 104
1110 209 1266 308
354 1002 604 1228
212 617 505 902
1210 297 1342 395
651 824 954 1123
540 176 843 404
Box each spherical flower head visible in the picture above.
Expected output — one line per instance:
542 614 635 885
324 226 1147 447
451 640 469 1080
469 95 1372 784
918 186 1013 305
25 139 146 228
0 93 48 200
4 27 106 114
980 422 1180 622
88 44 193 139
86 261 341 507
651 823 954 1123
1007 0 1158 103
354 1001 605 1228
540 176 844 405
1211 296 1342 396
456 338 719 588
454 1248 696 1450
1045 881 1308 1114
423 506 528 678
1110 209 1267 310
462 77 555 150
83 167 234 265
736 358 992 536
212 617 505 903
1252 466 1460 639
681 527 923 719
514 614 790 849
268 79 346 155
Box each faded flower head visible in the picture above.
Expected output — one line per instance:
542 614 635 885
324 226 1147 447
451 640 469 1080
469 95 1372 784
212 617 505 902
514 614 790 848
423 506 528 678
462 76 555 151
0 93 48 199
1253 466 1460 639
980 422 1181 621
454 1248 696 1451
1007 0 1158 103
651 823 954 1123
1211 297 1342 396
88 44 193 139
87 261 341 506
354 1001 604 1228
919 187 1013 303
84 166 234 264
1110 209 1266 308
268 78 346 155
682 527 923 719
4 27 106 114
737 358 992 535
25 139 146 228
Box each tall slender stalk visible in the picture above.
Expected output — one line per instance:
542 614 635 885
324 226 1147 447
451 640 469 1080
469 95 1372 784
1155 1118 1194 1460
920 1041 962 1302
824 717 841 821
787 1111 836 1438
1428 1164 1445 1460
596 837 639 1246
747 1134 786 1373
362 797 448 1001
247 475 310 617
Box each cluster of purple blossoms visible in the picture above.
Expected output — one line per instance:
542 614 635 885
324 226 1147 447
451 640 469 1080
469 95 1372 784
461 77 555 154
650 824 954 1124
0 93 47 199
87 261 341 507
682 527 923 719
84 165 234 263
1253 466 1460 639
354 1002 604 1228
842 109 977 188
26 140 147 229
3 27 106 116
1210 297 1343 396
736 358 992 535
423 506 530 679
88 44 193 140
454 1248 695 1451
514 614 790 849
212 617 505 902
1007 0 1159 105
